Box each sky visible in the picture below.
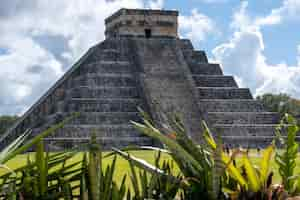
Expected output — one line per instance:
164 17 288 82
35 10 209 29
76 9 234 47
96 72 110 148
0 0 299 115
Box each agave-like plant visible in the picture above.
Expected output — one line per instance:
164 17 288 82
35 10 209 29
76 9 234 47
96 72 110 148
0 129 130 200
0 114 81 199
0 142 83 199
119 109 288 200
79 134 128 200
114 109 225 199
113 147 181 200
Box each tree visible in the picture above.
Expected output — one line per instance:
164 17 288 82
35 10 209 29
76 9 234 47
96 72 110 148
0 115 18 135
256 93 300 119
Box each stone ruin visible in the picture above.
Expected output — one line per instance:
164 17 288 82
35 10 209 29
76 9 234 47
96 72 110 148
0 9 280 150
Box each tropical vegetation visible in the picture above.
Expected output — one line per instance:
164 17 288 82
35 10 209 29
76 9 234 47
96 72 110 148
257 93 300 119
0 115 18 135
0 112 299 199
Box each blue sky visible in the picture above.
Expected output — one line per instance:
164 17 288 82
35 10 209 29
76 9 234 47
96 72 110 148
0 0 299 115
171 0 298 65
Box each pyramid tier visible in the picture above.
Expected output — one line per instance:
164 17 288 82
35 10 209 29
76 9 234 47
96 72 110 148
44 136 153 150
220 136 274 148
207 112 279 124
213 124 277 136
189 63 223 75
67 86 139 99
192 75 238 87
72 73 136 87
198 87 253 99
198 99 265 112
80 61 133 74
69 112 141 125
67 98 142 112
184 50 208 63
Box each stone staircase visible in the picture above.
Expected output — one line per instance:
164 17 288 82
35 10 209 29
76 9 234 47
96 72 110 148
180 39 279 148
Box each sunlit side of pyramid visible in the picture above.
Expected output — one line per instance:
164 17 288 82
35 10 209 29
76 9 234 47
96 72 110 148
0 9 280 150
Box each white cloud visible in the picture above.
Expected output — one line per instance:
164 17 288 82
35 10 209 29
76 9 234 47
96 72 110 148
0 0 146 115
230 0 300 29
213 30 264 91
148 0 164 9
0 37 63 114
298 45 300 66
255 0 300 27
213 1 300 98
230 1 252 31
198 0 228 3
179 9 216 43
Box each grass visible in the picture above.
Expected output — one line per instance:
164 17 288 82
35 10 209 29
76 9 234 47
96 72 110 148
2 150 300 186
1 150 175 189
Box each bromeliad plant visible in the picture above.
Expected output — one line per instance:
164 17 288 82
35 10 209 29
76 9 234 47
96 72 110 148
203 122 281 199
114 110 225 199
0 133 129 200
119 109 290 200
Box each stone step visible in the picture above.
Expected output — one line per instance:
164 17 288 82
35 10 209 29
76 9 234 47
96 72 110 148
44 136 152 143
69 112 141 125
67 98 142 112
188 63 223 75
191 50 208 63
179 39 194 51
44 136 153 150
213 124 277 136
221 135 300 148
83 41 129 64
98 38 129 51
72 73 137 87
67 86 139 99
80 61 132 74
184 50 208 63
98 40 119 50
220 136 275 148
192 75 238 87
198 87 253 99
97 49 129 62
207 112 280 124
49 124 146 138
198 99 265 112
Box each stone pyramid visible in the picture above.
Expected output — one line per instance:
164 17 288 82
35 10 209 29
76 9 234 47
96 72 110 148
0 9 279 150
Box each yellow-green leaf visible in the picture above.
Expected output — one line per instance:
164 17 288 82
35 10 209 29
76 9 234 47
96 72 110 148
222 153 247 188
260 144 274 184
243 154 260 192
202 121 217 150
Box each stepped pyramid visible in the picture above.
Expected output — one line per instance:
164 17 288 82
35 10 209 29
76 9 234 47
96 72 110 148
0 9 280 150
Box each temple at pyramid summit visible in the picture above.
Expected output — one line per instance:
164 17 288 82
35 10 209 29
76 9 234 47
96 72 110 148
0 9 280 150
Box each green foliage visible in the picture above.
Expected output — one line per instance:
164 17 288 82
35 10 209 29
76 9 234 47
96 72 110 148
129 110 224 199
128 109 297 199
81 133 128 200
114 148 180 200
275 114 299 194
257 93 300 118
2 111 300 199
204 122 279 199
0 115 18 135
